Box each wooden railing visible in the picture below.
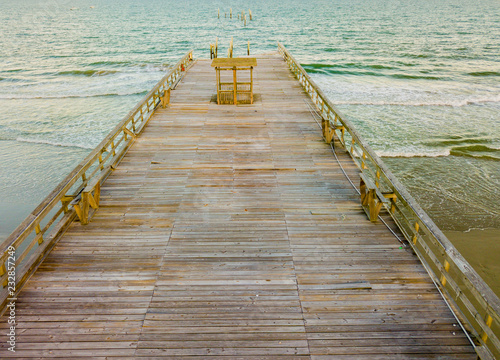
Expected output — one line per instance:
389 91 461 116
0 50 193 313
278 42 500 360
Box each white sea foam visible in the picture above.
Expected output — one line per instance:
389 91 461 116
16 137 94 150
0 91 146 100
376 149 451 158
333 94 500 107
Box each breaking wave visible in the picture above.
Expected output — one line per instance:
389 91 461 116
56 69 119 77
379 145 500 160
333 95 500 107
0 91 147 100
15 137 95 150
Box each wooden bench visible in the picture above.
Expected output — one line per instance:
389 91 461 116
359 173 389 222
70 168 109 225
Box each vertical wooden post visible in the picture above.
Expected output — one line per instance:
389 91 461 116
218 8 220 18
215 37 218 58
412 222 420 245
368 189 377 221
94 180 101 208
61 198 69 214
250 66 253 104
162 88 170 108
233 67 237 105
249 9 252 20
247 41 250 55
35 224 43 244
482 315 493 343
98 151 104 170
81 192 90 225
324 120 333 144
1 263 7 287
244 15 247 26
441 260 450 286
230 8 232 18
216 68 221 105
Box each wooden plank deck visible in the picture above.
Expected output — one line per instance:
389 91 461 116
0 54 476 359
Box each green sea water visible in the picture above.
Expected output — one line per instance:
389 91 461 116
1 0 499 241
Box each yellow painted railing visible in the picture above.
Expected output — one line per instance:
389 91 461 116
0 50 193 313
278 42 499 360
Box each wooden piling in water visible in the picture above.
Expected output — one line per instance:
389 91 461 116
249 9 252 20
244 15 247 26
218 8 220 18
230 8 232 18
247 41 250 55
228 36 233 58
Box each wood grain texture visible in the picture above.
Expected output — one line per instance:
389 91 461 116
211 57 257 67
0 54 476 359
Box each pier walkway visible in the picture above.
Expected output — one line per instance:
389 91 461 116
0 54 479 358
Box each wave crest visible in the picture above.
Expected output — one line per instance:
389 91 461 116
379 145 500 160
450 145 500 161
378 149 450 158
334 95 500 107
56 69 119 77
468 71 500 77
15 137 94 150
0 90 147 100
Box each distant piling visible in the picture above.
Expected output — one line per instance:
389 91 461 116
247 41 250 55
228 37 233 58
219 8 252 22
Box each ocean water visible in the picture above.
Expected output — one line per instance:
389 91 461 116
0 0 499 240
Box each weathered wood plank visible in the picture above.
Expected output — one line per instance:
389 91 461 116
0 54 476 359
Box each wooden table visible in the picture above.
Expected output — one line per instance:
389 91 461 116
211 57 257 105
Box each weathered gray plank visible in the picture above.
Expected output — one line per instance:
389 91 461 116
0 54 476 359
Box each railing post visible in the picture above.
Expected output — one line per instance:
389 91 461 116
233 67 237 105
162 88 171 108
80 192 90 225
412 222 420 245
35 224 43 244
482 315 493 343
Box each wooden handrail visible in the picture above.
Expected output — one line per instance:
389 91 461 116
0 50 194 314
277 42 499 360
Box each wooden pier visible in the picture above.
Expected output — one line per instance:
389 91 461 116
1 45 499 358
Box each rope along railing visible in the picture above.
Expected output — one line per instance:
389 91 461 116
0 50 194 313
278 42 499 360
